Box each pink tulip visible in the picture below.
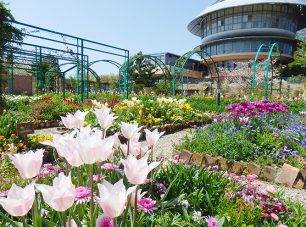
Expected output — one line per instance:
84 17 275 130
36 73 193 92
75 127 114 164
8 149 44 179
112 132 121 149
239 117 249 124
121 154 160 185
0 182 35 217
93 108 117 131
61 110 88 129
144 129 165 148
96 179 136 218
41 132 75 157
36 173 75 212
120 122 141 140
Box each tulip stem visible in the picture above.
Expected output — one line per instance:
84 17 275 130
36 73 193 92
127 140 130 156
90 164 94 227
149 146 154 162
133 186 138 227
102 130 106 140
77 167 81 186
65 160 69 176
62 211 67 227
21 216 26 227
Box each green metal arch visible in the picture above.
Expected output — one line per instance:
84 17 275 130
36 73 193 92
118 53 172 96
252 42 281 99
45 61 101 96
172 50 220 97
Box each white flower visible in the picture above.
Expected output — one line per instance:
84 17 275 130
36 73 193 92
36 173 75 212
121 154 160 185
61 110 88 129
96 179 136 218
120 122 141 140
144 129 165 148
8 149 44 179
93 108 117 131
192 211 202 222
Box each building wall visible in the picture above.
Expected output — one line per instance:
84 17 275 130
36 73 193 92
13 75 33 95
189 1 306 69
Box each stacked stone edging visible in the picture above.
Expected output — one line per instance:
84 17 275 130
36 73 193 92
174 149 306 190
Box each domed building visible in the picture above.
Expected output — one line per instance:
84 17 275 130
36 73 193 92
188 0 306 69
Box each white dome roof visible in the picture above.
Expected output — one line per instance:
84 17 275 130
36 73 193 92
188 0 306 36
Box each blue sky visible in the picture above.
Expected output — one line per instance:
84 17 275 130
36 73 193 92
7 0 215 74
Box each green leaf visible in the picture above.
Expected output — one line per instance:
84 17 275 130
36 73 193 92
0 211 20 227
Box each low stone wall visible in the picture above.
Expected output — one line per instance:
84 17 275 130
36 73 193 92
174 149 306 190
33 120 59 129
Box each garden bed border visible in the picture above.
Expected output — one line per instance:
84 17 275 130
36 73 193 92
174 149 306 190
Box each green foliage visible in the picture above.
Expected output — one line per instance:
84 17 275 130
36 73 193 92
153 80 172 96
151 163 231 216
187 96 240 114
180 121 255 161
0 110 33 137
0 2 23 109
179 112 305 168
29 55 61 92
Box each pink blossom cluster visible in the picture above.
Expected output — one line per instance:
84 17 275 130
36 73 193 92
34 163 63 179
227 173 288 219
137 197 157 213
226 100 289 117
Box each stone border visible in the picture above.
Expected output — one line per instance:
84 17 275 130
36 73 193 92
32 120 59 129
174 149 306 190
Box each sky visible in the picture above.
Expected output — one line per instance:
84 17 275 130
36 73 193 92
6 0 215 74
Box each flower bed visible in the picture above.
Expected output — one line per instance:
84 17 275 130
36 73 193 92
179 100 305 169
0 108 305 226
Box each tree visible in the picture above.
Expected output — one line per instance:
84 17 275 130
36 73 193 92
286 39 306 77
128 53 158 91
0 2 23 110
28 55 61 93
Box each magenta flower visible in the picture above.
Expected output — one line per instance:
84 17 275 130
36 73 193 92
205 216 218 227
246 174 258 181
0 190 9 197
96 214 114 227
261 213 270 218
158 183 167 193
102 163 119 171
138 197 157 213
75 186 91 204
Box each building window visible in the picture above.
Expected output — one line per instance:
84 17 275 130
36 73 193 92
201 3 298 39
